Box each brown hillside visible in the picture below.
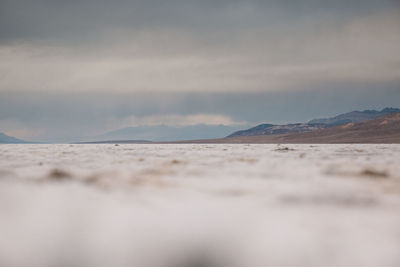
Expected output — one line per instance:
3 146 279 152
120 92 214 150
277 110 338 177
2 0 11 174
277 112 400 143
168 113 400 144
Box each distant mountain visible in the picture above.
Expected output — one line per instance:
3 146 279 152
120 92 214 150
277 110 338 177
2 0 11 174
84 124 247 142
308 107 400 126
76 140 150 144
0 132 29 144
280 112 400 143
174 112 400 144
227 123 327 137
228 107 400 138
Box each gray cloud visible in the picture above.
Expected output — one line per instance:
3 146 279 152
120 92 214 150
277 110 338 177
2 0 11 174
1 10 400 93
1 0 399 44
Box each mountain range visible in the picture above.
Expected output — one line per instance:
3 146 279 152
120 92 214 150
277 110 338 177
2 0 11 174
77 107 400 144
228 108 400 138
170 112 400 144
308 107 400 125
2 107 399 144
79 124 247 143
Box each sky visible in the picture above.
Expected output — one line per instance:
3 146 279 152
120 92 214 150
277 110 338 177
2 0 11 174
0 0 400 142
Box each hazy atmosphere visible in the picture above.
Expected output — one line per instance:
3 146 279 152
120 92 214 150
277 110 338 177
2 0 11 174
1 2 400 267
1 0 400 142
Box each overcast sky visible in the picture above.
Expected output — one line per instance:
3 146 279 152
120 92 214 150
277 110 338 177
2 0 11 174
1 0 400 142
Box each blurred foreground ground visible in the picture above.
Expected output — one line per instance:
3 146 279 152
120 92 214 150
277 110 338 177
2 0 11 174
0 144 400 267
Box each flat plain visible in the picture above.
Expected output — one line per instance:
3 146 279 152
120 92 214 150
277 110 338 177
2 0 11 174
0 144 400 267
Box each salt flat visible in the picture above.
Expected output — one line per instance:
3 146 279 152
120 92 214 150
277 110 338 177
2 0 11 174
0 144 400 267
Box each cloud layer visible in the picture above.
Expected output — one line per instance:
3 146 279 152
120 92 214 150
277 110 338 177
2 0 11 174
1 0 399 93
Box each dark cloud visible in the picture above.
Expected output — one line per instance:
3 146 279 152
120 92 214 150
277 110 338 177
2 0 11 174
1 0 398 44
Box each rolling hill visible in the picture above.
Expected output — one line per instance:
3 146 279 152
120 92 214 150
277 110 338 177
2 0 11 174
228 107 400 138
184 112 400 144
